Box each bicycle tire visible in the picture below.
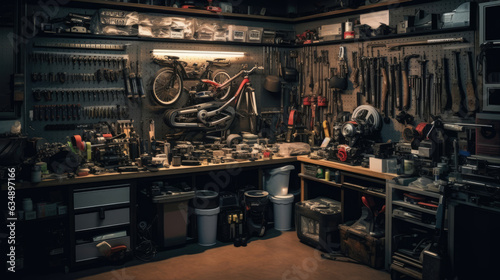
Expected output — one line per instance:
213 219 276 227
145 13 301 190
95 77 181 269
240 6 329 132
152 68 187 107
211 69 232 101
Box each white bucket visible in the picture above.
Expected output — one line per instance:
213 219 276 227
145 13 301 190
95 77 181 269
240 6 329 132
195 207 220 246
270 194 295 231
264 165 295 196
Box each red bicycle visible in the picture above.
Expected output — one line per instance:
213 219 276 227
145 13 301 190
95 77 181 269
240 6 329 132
163 65 263 132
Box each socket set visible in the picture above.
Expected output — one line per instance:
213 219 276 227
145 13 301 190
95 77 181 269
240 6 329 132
31 69 122 83
32 88 126 102
29 52 127 67
31 104 129 121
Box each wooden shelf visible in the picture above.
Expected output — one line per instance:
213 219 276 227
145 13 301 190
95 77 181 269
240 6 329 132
299 173 342 188
301 26 474 48
342 182 386 198
35 32 290 48
293 0 415 23
57 0 422 23
298 156 397 180
65 0 293 23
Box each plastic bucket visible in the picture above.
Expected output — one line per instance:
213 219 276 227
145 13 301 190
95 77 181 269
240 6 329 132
270 194 294 231
195 207 220 246
193 190 219 209
264 165 295 196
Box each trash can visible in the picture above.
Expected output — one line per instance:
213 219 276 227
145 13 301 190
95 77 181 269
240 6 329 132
195 207 220 246
270 194 294 231
264 165 295 196
153 191 195 248
195 190 220 246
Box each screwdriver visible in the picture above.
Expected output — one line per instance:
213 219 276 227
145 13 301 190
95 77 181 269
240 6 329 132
129 61 138 98
122 58 133 98
136 60 146 98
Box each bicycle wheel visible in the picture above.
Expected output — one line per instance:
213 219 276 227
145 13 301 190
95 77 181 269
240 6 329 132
152 68 186 107
211 69 232 101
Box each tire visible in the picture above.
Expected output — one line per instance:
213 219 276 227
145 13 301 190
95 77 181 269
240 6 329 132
152 68 187 107
211 69 232 101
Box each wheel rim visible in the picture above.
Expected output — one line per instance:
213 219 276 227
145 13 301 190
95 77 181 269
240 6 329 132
213 71 231 100
153 70 182 105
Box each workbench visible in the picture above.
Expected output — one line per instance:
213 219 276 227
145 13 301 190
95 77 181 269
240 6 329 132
1 157 299 273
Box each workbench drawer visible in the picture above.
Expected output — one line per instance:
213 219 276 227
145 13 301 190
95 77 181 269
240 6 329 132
74 185 130 210
75 236 130 262
75 208 130 232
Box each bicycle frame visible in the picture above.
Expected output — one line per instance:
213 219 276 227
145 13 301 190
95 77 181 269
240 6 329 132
163 65 262 131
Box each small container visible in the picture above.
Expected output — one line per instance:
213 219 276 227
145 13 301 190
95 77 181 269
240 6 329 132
22 198 33 212
31 165 41 183
172 156 181 166
316 167 324 179
334 171 341 183
325 169 331 181
37 162 48 175
17 210 24 221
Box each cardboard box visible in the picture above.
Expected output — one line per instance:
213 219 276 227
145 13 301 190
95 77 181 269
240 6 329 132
369 157 397 173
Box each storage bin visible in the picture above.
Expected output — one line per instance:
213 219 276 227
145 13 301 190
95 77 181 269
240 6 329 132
339 224 385 268
295 197 342 252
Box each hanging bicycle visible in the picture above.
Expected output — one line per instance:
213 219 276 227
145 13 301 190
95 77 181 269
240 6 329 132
163 65 263 133
152 56 233 107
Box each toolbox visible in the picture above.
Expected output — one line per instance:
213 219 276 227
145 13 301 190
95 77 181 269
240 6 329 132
295 197 342 252
339 224 385 268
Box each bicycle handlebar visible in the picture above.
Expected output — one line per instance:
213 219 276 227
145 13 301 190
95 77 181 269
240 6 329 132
243 65 264 75
217 66 263 89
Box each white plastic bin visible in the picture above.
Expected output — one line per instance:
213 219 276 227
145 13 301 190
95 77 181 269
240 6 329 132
270 194 294 231
264 165 295 196
195 207 220 246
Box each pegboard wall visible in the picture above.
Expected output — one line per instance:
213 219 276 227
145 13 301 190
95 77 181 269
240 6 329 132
25 38 273 143
293 0 477 142
23 0 477 144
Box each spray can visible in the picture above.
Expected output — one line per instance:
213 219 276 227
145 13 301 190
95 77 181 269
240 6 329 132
344 21 354 39
325 169 331 181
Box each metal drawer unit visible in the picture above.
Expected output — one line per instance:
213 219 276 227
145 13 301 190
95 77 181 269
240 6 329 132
71 184 134 264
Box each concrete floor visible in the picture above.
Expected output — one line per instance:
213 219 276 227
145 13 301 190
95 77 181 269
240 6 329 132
75 230 391 280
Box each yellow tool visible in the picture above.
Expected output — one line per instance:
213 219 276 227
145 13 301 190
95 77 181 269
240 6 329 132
322 120 330 138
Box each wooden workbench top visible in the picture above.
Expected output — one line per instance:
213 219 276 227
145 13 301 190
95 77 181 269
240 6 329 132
297 156 397 181
3 157 297 191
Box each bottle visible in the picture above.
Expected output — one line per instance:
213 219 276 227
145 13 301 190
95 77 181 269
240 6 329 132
334 171 340 183
316 167 324 179
325 169 331 181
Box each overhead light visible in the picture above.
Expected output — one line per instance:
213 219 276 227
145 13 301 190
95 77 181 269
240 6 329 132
152 49 245 59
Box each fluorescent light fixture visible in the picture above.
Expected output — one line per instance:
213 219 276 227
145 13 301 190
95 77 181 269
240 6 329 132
152 49 245 59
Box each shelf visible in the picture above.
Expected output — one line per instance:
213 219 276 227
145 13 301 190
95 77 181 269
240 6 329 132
298 156 397 180
294 0 416 23
299 173 342 188
301 26 474 48
393 201 437 215
35 32 286 48
389 183 442 199
343 182 386 199
60 0 420 24
15 214 67 224
392 214 436 229
64 0 293 23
